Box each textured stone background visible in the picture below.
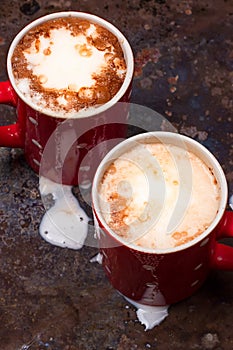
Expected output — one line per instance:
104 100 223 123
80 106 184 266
0 1 233 349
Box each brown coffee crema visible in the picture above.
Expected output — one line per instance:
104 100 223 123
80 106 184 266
11 17 127 116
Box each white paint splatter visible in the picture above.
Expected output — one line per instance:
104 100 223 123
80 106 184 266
39 176 89 249
124 297 169 330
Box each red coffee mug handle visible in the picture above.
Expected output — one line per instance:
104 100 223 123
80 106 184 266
0 80 24 148
211 211 233 270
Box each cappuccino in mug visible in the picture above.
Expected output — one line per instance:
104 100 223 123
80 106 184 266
11 16 126 117
97 141 221 250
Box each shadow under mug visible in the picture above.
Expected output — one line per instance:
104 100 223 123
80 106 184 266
92 131 233 306
0 11 134 186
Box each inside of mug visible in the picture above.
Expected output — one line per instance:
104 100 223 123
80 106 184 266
92 131 228 254
7 11 134 118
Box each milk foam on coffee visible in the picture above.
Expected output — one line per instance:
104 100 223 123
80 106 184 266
98 142 220 250
11 17 126 117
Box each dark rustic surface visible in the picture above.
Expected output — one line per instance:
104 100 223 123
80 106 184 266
0 1 233 349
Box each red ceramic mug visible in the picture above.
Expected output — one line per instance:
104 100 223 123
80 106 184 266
0 11 134 186
92 131 233 306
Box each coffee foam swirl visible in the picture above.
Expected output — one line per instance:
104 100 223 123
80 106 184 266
11 17 126 117
98 143 220 250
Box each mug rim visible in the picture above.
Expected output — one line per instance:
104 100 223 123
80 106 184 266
92 131 228 254
7 11 134 118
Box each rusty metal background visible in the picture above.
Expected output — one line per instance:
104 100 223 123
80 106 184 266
0 1 232 349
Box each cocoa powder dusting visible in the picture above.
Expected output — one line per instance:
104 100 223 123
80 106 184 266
174 229 205 247
106 191 130 239
11 17 126 115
